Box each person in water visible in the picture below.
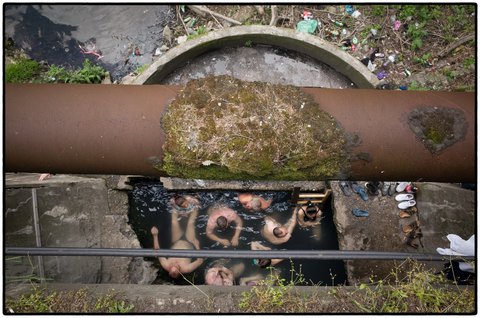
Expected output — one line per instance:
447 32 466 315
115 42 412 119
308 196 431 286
250 241 284 268
261 208 297 245
170 194 200 218
296 201 323 228
206 205 243 247
238 193 272 211
204 259 245 286
150 204 203 278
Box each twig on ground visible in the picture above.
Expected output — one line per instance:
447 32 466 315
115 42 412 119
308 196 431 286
188 5 242 25
435 34 475 58
270 5 278 26
209 12 224 29
177 6 190 35
255 5 265 15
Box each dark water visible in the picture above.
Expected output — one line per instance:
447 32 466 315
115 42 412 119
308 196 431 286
161 45 355 88
128 180 347 286
4 4 175 81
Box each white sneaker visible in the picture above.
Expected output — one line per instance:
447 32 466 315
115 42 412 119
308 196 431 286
395 193 414 201
396 182 410 192
398 200 416 210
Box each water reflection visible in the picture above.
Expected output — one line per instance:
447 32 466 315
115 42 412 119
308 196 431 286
128 181 347 286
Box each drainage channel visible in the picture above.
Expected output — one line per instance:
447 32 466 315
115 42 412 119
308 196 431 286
127 179 348 286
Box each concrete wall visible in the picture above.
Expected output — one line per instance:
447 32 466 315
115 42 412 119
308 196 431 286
331 181 475 284
5 174 157 285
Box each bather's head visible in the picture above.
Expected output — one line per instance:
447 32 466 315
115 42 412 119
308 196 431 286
273 226 287 238
173 195 188 208
169 265 181 279
216 216 229 231
257 258 272 268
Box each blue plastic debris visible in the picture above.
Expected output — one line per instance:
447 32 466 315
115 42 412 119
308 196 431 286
345 5 355 15
296 19 318 34
377 71 388 80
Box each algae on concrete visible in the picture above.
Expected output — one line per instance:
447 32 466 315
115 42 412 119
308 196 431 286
159 75 349 180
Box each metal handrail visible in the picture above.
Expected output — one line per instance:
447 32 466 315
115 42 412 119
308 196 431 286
5 247 475 262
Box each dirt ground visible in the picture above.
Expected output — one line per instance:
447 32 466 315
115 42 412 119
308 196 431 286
169 4 475 92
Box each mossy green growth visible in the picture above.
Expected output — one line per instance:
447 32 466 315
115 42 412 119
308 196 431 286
159 75 349 180
6 58 40 83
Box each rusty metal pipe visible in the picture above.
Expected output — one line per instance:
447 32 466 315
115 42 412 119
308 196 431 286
5 84 475 182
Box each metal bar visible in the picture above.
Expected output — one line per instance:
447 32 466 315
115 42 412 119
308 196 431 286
5 247 475 262
5 84 475 181
31 189 45 281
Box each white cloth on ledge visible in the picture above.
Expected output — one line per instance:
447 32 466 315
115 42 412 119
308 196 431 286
436 234 474 273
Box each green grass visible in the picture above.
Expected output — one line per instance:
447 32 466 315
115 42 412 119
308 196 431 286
6 285 134 313
239 259 474 313
45 59 107 84
134 64 150 75
5 58 40 83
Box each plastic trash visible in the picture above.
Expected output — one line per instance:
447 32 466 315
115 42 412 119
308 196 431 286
341 39 352 47
377 71 388 80
351 10 361 19
345 5 355 15
367 60 376 72
360 57 370 66
302 10 313 20
154 47 162 56
352 36 358 44
394 20 402 31
375 53 385 58
399 85 408 90
370 28 378 36
296 19 318 34
404 69 411 77
388 54 396 63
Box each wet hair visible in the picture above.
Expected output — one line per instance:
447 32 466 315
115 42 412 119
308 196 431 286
305 205 318 220
169 266 180 278
216 216 228 230
173 195 187 207
273 227 284 238
258 258 272 268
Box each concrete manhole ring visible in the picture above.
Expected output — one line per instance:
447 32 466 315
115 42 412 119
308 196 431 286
123 25 380 88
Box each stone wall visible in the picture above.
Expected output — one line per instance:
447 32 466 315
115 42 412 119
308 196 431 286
5 174 157 285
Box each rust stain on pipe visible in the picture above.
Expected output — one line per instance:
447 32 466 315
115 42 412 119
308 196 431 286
303 88 475 182
5 84 475 182
6 84 177 176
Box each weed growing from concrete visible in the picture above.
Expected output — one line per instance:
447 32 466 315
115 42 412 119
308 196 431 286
336 259 475 313
5 286 135 313
238 261 313 313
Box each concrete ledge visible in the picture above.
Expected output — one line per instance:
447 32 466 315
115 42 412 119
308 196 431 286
124 25 380 88
160 177 326 191
6 283 474 313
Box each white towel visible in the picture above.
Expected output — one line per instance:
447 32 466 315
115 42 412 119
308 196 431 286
436 234 475 273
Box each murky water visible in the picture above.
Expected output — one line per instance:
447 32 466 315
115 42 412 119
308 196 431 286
161 45 355 88
4 4 175 81
128 180 347 286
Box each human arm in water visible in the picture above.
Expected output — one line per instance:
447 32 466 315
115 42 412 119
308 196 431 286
230 213 244 247
206 218 231 247
151 226 170 270
185 208 200 249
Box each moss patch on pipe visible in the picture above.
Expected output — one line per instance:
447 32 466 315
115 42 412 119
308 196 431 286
158 75 349 180
407 106 468 154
